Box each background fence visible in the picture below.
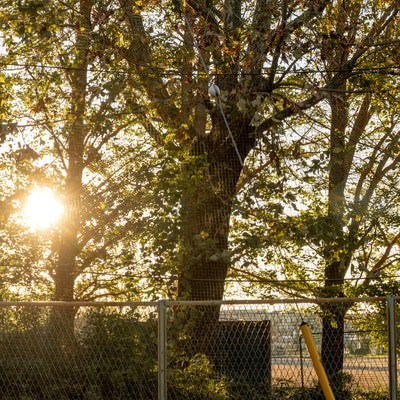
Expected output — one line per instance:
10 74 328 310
0 297 397 399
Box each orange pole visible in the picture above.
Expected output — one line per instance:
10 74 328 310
300 322 336 400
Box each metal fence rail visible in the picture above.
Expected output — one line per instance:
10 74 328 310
0 297 397 399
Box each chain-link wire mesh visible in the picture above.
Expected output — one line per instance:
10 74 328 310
163 299 392 400
164 303 271 400
0 298 395 399
0 302 159 400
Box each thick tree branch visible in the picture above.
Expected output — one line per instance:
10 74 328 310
353 130 389 204
344 94 372 179
363 231 400 284
118 0 180 126
186 0 222 30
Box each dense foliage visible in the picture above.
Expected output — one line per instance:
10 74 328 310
0 0 399 387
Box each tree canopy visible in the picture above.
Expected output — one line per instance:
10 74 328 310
0 0 398 292
0 0 399 379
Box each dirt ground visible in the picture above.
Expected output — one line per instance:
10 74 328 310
271 358 389 391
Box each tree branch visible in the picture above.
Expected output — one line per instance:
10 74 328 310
256 4 399 134
118 0 180 126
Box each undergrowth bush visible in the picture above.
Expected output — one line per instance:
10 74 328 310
0 308 231 399
0 308 389 399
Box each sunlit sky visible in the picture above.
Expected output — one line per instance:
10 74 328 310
22 187 64 230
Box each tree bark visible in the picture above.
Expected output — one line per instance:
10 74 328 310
319 3 352 381
176 115 254 354
178 114 254 299
320 87 348 381
50 0 92 339
321 303 346 379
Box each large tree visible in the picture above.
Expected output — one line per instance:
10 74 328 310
111 0 398 303
90 0 399 369
318 1 400 380
0 0 166 306
228 0 400 382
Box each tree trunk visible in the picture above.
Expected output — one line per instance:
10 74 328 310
178 120 252 300
178 148 240 302
50 0 92 340
320 296 352 397
320 72 349 383
177 116 253 354
321 302 346 379
54 0 91 302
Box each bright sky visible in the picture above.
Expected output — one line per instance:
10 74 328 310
22 187 64 230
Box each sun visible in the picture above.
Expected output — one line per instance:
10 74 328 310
23 187 64 230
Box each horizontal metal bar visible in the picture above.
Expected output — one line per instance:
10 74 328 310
165 296 392 306
0 301 158 307
0 296 395 308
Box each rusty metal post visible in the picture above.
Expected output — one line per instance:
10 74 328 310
387 295 397 400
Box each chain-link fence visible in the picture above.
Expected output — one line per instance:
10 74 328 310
0 297 397 399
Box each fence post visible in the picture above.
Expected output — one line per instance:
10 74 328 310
158 299 167 400
387 295 397 400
